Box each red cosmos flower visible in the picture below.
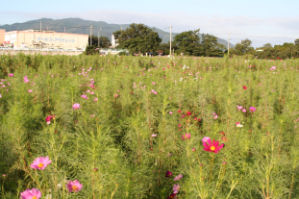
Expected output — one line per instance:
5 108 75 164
203 139 224 153
177 109 182 113
243 85 247 90
165 170 173 177
168 193 177 199
186 111 192 116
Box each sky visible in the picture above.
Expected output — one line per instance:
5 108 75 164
0 0 298 47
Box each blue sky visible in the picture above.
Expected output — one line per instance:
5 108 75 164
1 0 298 46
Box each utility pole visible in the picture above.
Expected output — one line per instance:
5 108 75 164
227 34 230 57
97 29 100 47
97 27 102 47
89 25 93 46
40 21 42 32
169 25 172 57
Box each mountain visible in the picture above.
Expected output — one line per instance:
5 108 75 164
0 18 231 46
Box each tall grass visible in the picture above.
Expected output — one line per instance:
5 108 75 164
0 54 298 199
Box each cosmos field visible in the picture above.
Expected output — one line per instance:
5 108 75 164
0 54 298 199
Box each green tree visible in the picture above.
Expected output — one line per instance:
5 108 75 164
201 34 225 57
295 38 299 58
232 39 254 56
273 43 295 59
113 24 161 55
157 43 170 55
255 43 275 59
85 35 111 55
173 29 201 56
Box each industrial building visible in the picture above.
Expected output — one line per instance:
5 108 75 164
0 29 5 45
3 30 88 50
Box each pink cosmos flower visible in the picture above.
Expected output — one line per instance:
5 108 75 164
151 89 158 95
89 84 95 89
0 94 2 98
8 73 14 77
192 147 196 152
72 103 80 110
169 111 173 115
113 93 119 98
249 106 256 113
237 105 243 111
270 66 276 71
202 136 211 145
30 156 51 170
81 94 88 99
28 89 33 93
242 108 247 113
173 184 180 194
243 85 247 90
24 76 29 83
203 139 224 153
212 112 218 119
152 81 156 85
66 180 83 193
20 188 41 199
174 174 183 181
93 97 98 102
151 134 157 137
181 133 191 140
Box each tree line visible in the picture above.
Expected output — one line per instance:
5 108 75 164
85 23 299 59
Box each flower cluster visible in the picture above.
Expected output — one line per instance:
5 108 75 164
22 156 83 198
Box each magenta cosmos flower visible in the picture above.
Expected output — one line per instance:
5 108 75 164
202 139 224 153
20 188 41 199
181 133 191 140
8 73 14 77
165 170 173 177
72 103 80 110
30 156 51 170
45 115 55 125
249 106 256 113
66 180 83 192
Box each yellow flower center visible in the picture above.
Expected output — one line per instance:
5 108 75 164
72 185 78 191
32 196 37 199
38 163 44 168
210 146 216 151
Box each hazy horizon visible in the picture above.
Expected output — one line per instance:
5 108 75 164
1 0 298 47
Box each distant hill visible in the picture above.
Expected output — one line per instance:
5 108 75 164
0 18 231 46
